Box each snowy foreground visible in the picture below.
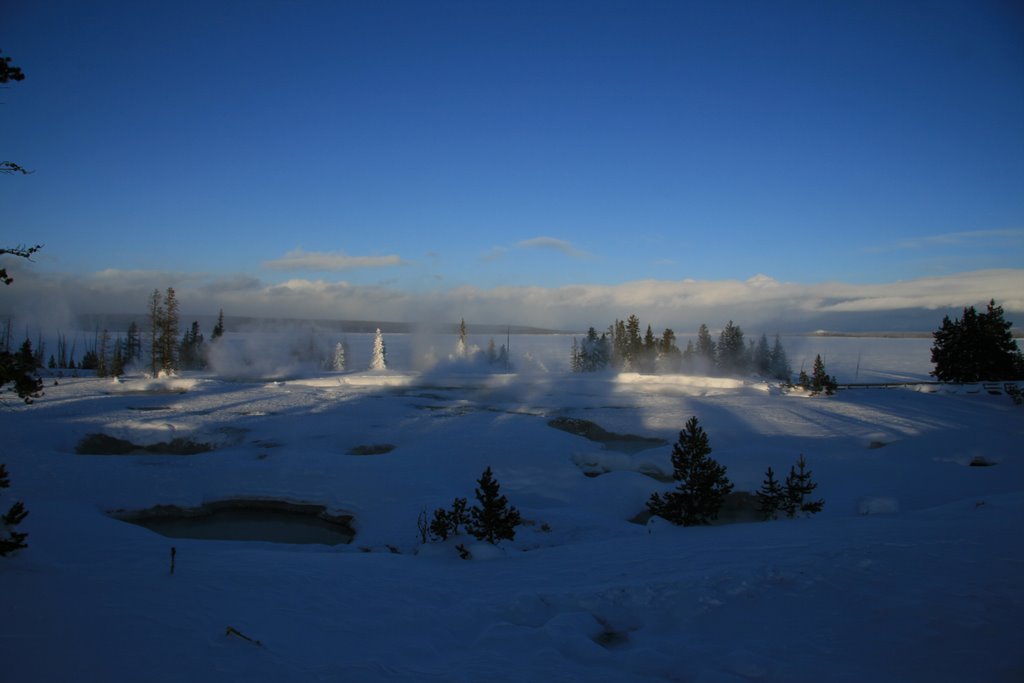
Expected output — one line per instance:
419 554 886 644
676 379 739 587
4 336 1024 682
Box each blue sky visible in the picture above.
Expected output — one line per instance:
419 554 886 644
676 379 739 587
2 0 1023 329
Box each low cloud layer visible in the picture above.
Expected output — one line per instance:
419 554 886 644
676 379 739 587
263 248 405 271
3 263 1022 334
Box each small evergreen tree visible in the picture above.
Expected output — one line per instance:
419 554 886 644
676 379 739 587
647 416 734 526
783 454 824 518
211 309 225 341
658 328 682 372
809 355 838 395
332 341 346 371
0 463 28 556
756 466 785 520
428 497 469 541
769 334 791 381
110 341 125 377
694 324 716 372
456 318 468 358
468 467 521 544
716 320 747 375
370 328 387 370
752 334 772 376
124 322 141 364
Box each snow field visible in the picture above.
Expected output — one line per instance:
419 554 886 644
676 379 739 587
3 335 1023 682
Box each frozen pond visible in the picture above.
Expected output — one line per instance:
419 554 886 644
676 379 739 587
118 503 355 546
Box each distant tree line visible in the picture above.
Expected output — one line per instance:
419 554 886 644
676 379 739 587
571 315 791 380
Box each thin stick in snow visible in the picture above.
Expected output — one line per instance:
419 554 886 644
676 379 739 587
225 626 263 647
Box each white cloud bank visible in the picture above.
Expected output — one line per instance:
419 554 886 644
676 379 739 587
3 264 1023 333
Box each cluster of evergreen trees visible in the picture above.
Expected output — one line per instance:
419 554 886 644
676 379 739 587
422 467 522 553
571 316 791 380
930 300 1024 382
646 416 825 527
796 355 838 395
756 455 824 520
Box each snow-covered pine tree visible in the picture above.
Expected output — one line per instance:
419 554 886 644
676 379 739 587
332 341 346 371
0 463 28 556
370 328 387 370
455 318 467 358
783 454 824 517
647 416 734 526
756 466 785 520
570 337 581 372
468 467 521 544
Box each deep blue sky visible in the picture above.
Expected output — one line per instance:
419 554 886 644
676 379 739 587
2 1 1023 327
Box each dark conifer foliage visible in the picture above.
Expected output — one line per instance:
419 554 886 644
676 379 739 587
809 355 838 395
468 467 521 544
783 454 824 518
428 497 469 541
211 309 226 341
647 416 734 526
931 300 1024 382
179 321 206 370
0 463 28 556
769 334 791 381
756 466 785 520
716 321 747 375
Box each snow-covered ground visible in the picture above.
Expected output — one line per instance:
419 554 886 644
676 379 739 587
4 335 1023 682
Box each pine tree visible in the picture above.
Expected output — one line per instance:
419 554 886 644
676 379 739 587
695 324 716 372
769 334 791 381
110 340 125 377
752 334 771 376
783 454 824 518
716 320 747 375
370 328 387 370
147 289 163 375
125 321 141 364
468 467 521 544
429 497 469 541
647 416 734 526
0 464 28 556
332 341 346 371
570 337 581 372
756 466 785 520
96 329 110 377
809 355 838 395
456 318 468 358
159 287 180 373
211 309 225 341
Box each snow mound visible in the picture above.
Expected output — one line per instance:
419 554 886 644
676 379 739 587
859 497 900 515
